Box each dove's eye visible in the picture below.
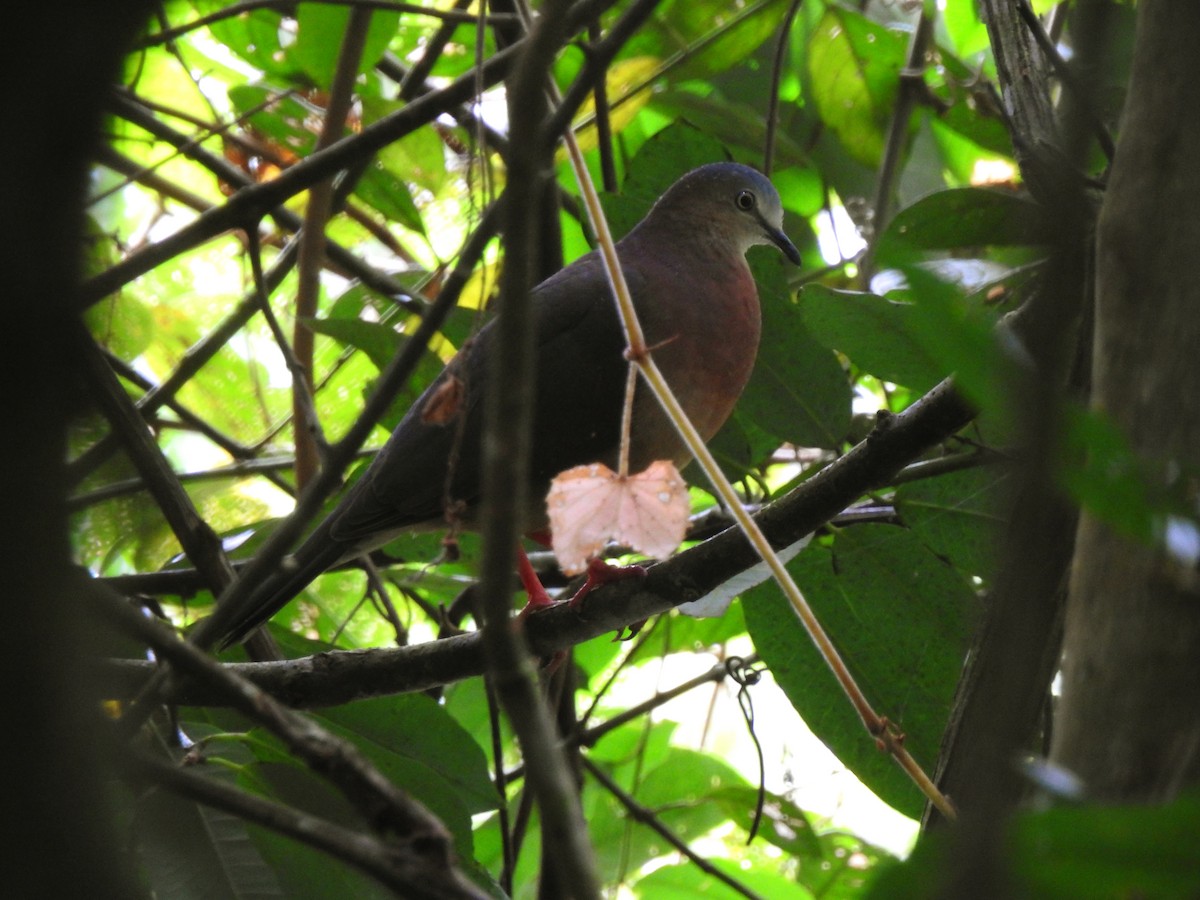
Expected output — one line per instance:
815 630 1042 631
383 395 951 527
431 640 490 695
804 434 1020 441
735 190 756 211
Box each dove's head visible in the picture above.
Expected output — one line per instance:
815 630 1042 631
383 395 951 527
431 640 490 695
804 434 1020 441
645 162 801 265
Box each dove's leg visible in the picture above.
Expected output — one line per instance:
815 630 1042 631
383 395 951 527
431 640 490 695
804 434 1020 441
516 543 555 612
567 558 647 608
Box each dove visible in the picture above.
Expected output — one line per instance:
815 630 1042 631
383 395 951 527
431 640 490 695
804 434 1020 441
217 162 799 646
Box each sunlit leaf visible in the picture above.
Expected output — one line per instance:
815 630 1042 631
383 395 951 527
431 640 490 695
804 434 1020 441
807 9 908 166
877 187 1053 259
291 5 400 87
570 56 661 156
744 525 979 819
800 285 946 392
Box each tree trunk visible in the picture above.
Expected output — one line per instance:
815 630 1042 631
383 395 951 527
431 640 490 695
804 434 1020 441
1052 0 1200 800
2 1 156 894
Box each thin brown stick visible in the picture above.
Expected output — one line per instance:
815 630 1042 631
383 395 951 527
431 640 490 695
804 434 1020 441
292 7 373 489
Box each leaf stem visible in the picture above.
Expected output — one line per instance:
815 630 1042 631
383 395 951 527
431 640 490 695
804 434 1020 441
561 134 956 822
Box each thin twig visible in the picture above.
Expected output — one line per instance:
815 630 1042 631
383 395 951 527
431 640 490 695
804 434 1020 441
587 20 618 191
246 230 326 473
1015 0 1115 162
192 203 503 650
474 0 602 894
107 90 422 303
763 0 804 176
563 117 956 819
292 6 373 488
95 585 481 898
77 322 236 595
85 0 626 307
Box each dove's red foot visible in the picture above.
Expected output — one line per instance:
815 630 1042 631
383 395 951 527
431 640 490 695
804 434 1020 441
514 544 556 620
568 558 648 608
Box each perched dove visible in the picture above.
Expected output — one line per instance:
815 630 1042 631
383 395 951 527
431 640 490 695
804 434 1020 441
217 162 800 646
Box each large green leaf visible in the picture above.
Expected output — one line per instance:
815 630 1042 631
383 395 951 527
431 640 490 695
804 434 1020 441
236 694 497 871
872 259 1014 428
291 5 401 88
806 9 908 167
301 316 402 372
317 696 500 817
799 285 946 393
648 88 811 171
634 859 817 899
895 466 1010 579
741 263 853 450
628 0 790 85
354 160 427 236
195 0 299 79
1057 404 1181 544
228 84 321 159
128 724 287 898
869 791 1200 899
876 187 1054 259
1010 792 1200 898
743 525 979 819
362 96 447 192
601 121 730 237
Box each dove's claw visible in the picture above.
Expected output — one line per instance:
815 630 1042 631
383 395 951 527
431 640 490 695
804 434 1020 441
568 558 647 608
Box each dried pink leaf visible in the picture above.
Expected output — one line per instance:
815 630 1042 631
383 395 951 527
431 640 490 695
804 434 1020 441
546 460 689 575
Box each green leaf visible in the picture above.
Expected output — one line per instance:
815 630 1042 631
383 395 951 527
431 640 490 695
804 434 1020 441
1057 405 1174 543
638 0 790 84
939 0 991 59
870 792 1200 900
362 97 447 191
196 0 299 79
85 292 157 363
129 726 285 898
807 9 908 167
877 188 1052 260
588 747 749 880
703 408 783 479
235 695 497 872
1010 792 1200 898
799 285 946 392
880 261 1013 425
930 54 1016 159
741 263 853 450
228 85 321 158
355 159 427 236
895 466 1010 579
239 760 394 898
634 859 817 899
743 525 979 819
317 696 499 816
623 602 750 667
602 121 730 238
648 88 811 171
803 830 892 899
291 6 401 88
710 785 824 860
301 316 402 371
